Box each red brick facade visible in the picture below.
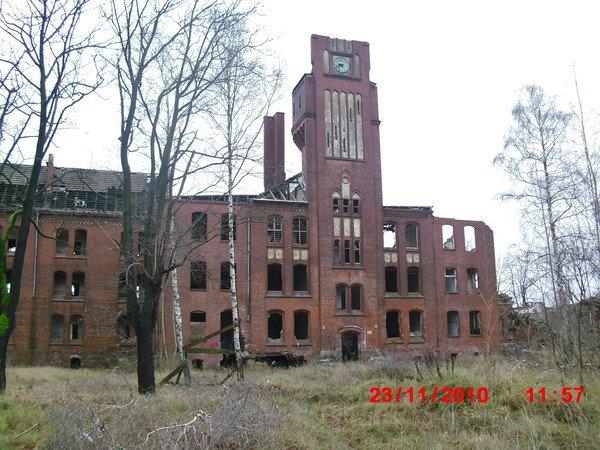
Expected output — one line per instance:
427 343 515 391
6 35 500 367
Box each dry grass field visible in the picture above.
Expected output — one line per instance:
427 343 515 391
0 355 599 449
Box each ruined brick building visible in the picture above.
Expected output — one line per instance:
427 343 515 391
5 35 501 367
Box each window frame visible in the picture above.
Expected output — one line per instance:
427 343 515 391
267 215 283 246
445 267 458 293
292 216 308 246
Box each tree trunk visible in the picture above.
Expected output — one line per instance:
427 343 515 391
136 320 156 394
0 337 8 393
169 218 191 384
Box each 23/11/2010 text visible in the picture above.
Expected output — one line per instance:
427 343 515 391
369 386 489 404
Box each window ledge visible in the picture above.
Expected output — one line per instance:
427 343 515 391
49 340 64 345
470 334 482 338
292 291 310 297
384 292 400 298
406 247 420 252
291 244 309 249
51 298 84 302
266 291 283 297
386 338 402 344
335 311 364 316
447 335 460 338
445 292 459 295
293 340 312 346
333 265 364 270
54 254 86 259
266 339 285 347
69 340 84 345
407 293 423 297
468 290 480 295
266 243 284 248
409 336 425 344
190 288 207 292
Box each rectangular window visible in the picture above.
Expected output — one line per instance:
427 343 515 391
445 268 458 293
407 267 420 294
469 311 482 336
467 268 479 293
352 198 360 215
342 198 349 214
191 212 207 240
220 262 231 290
442 225 455 250
344 240 351 264
334 240 340 265
221 213 236 241
267 216 283 245
333 198 339 213
385 266 398 293
354 240 361 265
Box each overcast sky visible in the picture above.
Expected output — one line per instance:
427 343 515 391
51 0 600 259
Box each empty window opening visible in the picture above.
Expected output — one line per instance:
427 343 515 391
354 240 361 264
267 216 283 245
52 271 67 298
71 271 85 298
267 312 283 341
383 222 397 249
56 228 69 254
5 269 11 293
336 284 347 310
385 266 398 293
442 225 455 250
447 311 460 337
70 356 81 369
220 262 231 290
191 212 207 240
464 226 476 251
117 314 131 340
344 240 351 264
386 311 401 339
50 314 64 341
293 217 308 245
7 226 19 253
409 310 423 337
350 284 362 310
406 223 419 249
333 239 341 265
352 193 361 215
332 193 340 213
293 264 308 292
190 261 207 290
407 266 420 294
69 315 83 341
190 310 206 339
74 229 87 255
445 268 458 293
469 310 482 336
220 213 236 241
467 268 479 293
294 310 309 340
192 359 203 369
267 263 282 292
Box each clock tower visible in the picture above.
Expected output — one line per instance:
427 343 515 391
292 35 385 357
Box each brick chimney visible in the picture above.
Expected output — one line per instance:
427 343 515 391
46 153 54 185
263 112 285 192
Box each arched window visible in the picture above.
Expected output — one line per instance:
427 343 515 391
447 311 460 337
56 228 69 254
294 310 309 340
267 311 283 341
352 193 361 216
409 310 423 338
332 191 341 214
350 284 362 310
69 315 83 341
50 314 64 342
383 222 397 249
323 49 330 73
469 311 482 336
293 264 308 293
267 216 283 245
74 229 87 255
220 262 231 290
385 266 398 294
190 310 206 339
406 223 419 249
407 267 420 294
464 226 476 251
71 271 85 298
442 225 455 250
386 311 401 339
293 217 308 245
267 263 282 293
336 284 347 310
52 271 67 298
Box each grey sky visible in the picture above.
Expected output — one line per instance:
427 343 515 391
50 0 600 259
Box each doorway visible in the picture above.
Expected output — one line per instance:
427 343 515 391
341 331 359 361
220 310 235 367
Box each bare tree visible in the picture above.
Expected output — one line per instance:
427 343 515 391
0 0 101 393
109 0 261 393
494 85 575 360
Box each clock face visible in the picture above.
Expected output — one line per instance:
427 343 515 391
334 57 350 75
